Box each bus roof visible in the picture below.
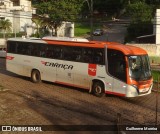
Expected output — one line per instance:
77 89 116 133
7 37 147 55
43 37 147 55
107 43 147 55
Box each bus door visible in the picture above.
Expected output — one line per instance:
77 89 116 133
107 49 126 96
56 60 74 85
74 63 90 89
112 57 127 96
41 58 57 82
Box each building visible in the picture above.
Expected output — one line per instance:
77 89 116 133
0 0 36 36
0 0 74 38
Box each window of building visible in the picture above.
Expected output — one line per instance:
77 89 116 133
12 0 20 6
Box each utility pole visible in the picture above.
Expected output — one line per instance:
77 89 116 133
90 0 93 40
85 0 93 40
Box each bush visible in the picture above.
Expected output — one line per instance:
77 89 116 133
125 22 153 43
0 32 26 38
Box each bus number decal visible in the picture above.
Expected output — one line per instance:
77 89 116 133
41 61 73 70
88 64 97 76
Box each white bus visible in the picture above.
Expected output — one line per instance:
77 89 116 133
6 37 153 97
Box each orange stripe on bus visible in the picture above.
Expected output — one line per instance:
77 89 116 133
105 91 125 97
55 81 89 90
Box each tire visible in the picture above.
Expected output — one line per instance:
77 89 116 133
31 70 41 83
92 82 105 97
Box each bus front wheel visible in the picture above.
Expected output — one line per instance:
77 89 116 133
92 82 105 97
31 70 41 83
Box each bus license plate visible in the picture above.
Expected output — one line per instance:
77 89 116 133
140 88 148 93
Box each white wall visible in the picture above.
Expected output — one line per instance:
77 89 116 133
127 44 160 56
156 9 160 44
0 0 32 34
20 0 32 12
0 39 6 47
57 22 74 37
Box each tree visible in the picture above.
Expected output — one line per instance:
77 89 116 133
32 18 44 37
34 0 83 36
0 19 12 38
125 2 153 42
127 1 152 23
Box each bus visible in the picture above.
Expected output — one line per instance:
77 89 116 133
6 37 153 97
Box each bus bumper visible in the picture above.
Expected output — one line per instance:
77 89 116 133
125 84 152 97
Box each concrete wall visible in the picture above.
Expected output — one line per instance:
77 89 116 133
57 22 74 37
0 0 32 34
156 9 160 44
0 39 7 47
126 44 160 56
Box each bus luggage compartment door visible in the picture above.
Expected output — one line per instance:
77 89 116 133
56 60 74 85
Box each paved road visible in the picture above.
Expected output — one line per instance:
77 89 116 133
92 22 127 43
0 58 160 134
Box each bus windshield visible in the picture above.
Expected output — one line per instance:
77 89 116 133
128 55 152 81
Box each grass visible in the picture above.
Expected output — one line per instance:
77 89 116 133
149 56 160 82
74 23 91 37
152 70 160 82
149 56 160 64
74 23 102 37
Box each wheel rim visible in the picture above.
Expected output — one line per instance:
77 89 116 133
95 85 102 94
33 72 39 81
35 73 39 80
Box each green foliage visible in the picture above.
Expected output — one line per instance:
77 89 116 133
0 19 12 38
75 22 102 37
127 2 153 23
149 56 160 64
35 0 83 36
152 70 160 82
0 19 12 32
82 0 127 17
32 18 45 37
75 23 90 37
125 22 153 42
125 2 154 42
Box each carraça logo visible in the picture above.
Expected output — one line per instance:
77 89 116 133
41 61 73 70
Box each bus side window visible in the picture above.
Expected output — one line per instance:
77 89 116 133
93 48 104 65
63 46 74 61
25 44 31 55
22 43 29 55
7 41 17 53
30 43 39 57
17 43 23 54
46 46 53 58
54 46 63 59
39 44 46 57
82 48 93 63
72 47 82 62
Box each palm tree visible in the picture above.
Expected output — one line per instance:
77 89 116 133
0 19 12 38
32 18 44 37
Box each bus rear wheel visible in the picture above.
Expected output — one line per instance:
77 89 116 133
92 82 105 97
31 70 41 83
